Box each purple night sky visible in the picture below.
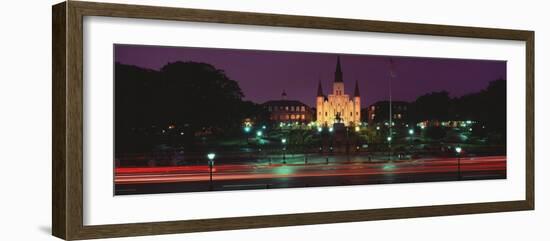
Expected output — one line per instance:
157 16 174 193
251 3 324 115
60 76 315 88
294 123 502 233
114 44 506 108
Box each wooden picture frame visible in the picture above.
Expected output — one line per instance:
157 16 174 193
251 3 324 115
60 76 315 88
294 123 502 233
52 1 534 240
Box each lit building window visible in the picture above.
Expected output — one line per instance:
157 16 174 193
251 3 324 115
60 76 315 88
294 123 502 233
371 106 375 110
397 114 402 119
371 114 375 119
301 114 305 120
291 114 295 119
285 106 289 110
301 106 305 112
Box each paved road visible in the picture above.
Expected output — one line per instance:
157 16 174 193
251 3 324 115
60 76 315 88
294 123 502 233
115 156 505 195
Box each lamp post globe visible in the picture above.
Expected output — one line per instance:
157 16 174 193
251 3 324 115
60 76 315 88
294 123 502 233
455 146 462 154
207 153 216 160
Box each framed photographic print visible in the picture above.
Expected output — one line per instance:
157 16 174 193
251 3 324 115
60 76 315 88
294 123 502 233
52 1 534 240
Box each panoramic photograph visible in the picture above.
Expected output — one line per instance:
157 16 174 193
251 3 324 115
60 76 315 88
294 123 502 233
113 44 507 195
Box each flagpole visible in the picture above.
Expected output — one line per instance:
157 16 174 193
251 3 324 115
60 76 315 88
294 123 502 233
389 58 394 161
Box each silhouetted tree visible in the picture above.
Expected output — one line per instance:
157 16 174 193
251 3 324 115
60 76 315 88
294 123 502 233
410 91 451 123
115 61 264 152
483 79 506 133
158 61 244 137
451 79 506 141
115 63 160 152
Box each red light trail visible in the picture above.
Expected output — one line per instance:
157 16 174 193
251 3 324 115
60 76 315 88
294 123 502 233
115 156 505 185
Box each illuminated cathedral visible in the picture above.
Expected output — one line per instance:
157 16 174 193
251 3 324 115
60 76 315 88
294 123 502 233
316 57 361 127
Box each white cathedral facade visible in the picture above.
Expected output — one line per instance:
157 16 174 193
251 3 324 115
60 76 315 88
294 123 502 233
316 57 361 127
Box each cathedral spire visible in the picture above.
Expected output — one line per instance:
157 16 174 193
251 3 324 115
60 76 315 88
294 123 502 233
334 56 343 83
354 80 360 97
317 79 324 96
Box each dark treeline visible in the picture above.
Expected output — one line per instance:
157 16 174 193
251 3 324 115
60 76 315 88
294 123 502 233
409 79 506 140
115 62 268 153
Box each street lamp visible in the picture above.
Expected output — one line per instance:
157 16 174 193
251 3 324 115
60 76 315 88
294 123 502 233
256 130 263 137
328 127 334 133
281 138 287 164
317 127 322 133
207 153 216 191
387 136 392 161
243 126 252 145
455 146 462 180
408 128 414 146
